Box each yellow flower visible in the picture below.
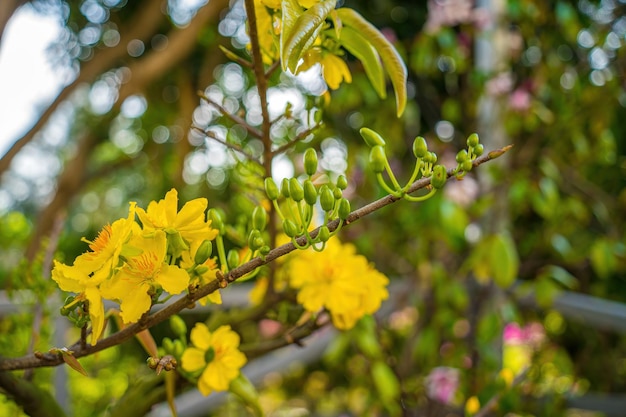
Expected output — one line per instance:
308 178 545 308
136 188 218 257
320 53 352 90
301 48 352 90
101 230 190 323
51 261 107 345
74 202 137 282
181 324 247 396
288 239 388 329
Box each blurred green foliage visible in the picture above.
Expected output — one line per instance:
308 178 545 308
0 0 625 416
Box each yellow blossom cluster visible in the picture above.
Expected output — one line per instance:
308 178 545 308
287 238 389 329
181 324 247 396
52 189 220 345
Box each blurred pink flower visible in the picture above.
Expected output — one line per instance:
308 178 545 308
426 366 460 404
503 322 545 348
485 72 514 96
509 88 532 111
425 0 490 32
425 0 472 32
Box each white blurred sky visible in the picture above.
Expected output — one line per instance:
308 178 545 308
0 5 67 156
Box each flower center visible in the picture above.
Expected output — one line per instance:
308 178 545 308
87 224 112 253
204 347 215 364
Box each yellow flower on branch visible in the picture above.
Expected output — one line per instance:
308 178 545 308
101 230 190 324
74 202 138 282
136 188 218 258
51 261 107 345
288 239 389 329
181 324 247 396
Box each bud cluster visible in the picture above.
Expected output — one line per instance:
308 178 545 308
264 148 350 251
360 127 483 202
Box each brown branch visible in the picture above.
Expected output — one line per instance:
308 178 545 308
0 0 167 177
0 144 512 372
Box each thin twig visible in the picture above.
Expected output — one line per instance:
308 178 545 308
271 122 323 156
0 144 512 372
198 92 263 139
191 126 261 164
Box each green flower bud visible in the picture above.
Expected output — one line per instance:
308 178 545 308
369 146 387 173
336 175 348 190
317 226 330 242
338 198 351 220
456 149 469 163
467 133 480 147
473 143 484 156
280 178 290 198
359 127 386 147
264 177 279 200
252 206 267 231
169 315 187 338
248 229 262 250
427 152 438 164
319 185 335 212
194 265 209 275
259 245 271 257
413 136 428 158
60 306 71 316
208 209 224 235
431 165 448 189
227 249 240 269
194 240 212 264
172 339 184 358
283 219 299 238
253 237 265 249
461 160 473 172
333 187 343 200
303 179 318 206
303 148 318 176
289 178 304 202
146 357 159 369
162 337 174 354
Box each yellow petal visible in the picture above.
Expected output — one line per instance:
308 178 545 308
118 282 152 323
181 347 206 372
157 264 190 295
189 323 212 351
84 286 105 344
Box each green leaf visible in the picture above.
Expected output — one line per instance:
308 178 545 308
489 233 519 288
371 360 400 402
336 7 407 117
334 26 386 99
280 0 302 70
281 0 337 72
590 238 617 279
229 374 264 416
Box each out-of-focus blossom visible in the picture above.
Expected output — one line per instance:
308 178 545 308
444 176 479 207
509 88 532 112
425 366 460 405
503 322 546 374
425 0 490 33
485 72 514 96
